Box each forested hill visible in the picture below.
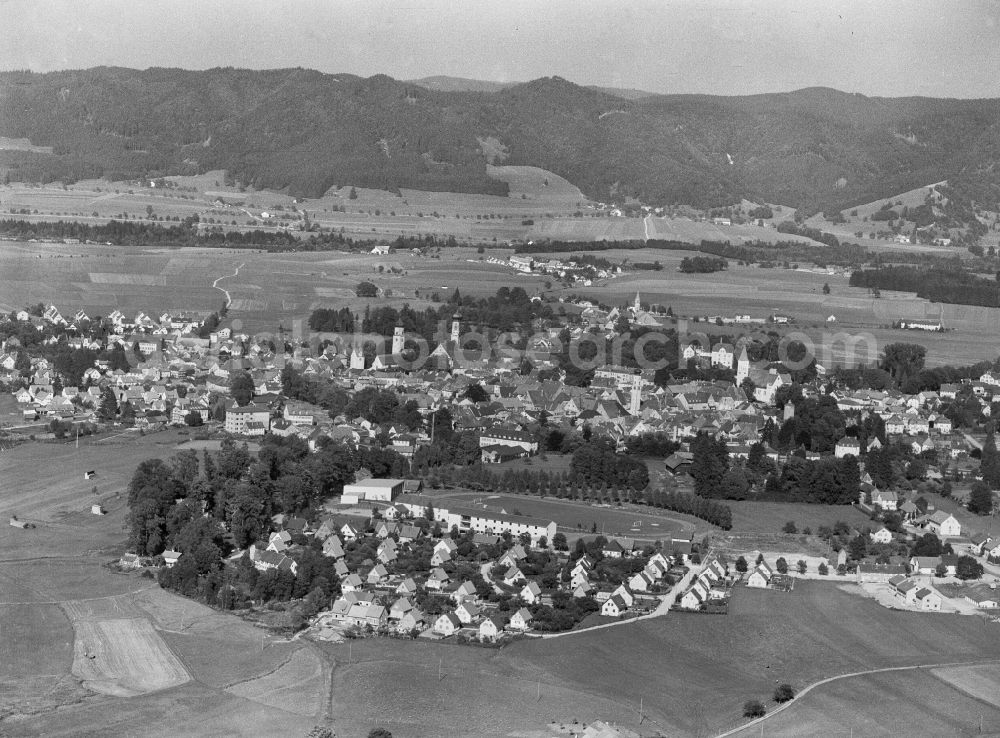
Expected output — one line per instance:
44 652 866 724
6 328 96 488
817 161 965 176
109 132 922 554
2 67 1000 212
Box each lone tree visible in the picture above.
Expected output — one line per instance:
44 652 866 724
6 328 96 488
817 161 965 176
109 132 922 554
782 520 798 534
968 481 994 516
774 683 795 703
355 281 378 298
735 555 748 573
743 699 766 718
955 555 984 581
775 557 788 574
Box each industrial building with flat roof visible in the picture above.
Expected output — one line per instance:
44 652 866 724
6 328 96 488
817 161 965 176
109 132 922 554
341 478 406 504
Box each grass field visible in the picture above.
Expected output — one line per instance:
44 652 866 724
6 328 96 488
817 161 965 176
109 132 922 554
0 433 325 734
725 501 871 535
226 648 326 716
430 489 702 539
729 667 1000 737
933 663 1000 708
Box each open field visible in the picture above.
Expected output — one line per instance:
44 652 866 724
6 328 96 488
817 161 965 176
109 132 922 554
0 433 325 734
226 648 326 716
933 663 1000 708
3 215 998 365
725 501 871 535
729 668 1000 737
511 580 1000 736
319 637 648 738
300 580 1000 737
71 618 190 697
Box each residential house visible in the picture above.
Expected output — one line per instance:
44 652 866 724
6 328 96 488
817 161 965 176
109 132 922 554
433 612 463 636
508 607 533 631
479 615 507 641
746 562 773 588
601 594 629 617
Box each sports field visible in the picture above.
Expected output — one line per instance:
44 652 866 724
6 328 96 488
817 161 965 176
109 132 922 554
429 489 702 539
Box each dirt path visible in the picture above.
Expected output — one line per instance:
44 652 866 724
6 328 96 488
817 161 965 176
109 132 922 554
643 214 652 241
212 262 245 308
714 657 1000 738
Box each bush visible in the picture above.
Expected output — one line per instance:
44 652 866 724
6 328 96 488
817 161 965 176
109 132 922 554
743 699 767 718
774 683 795 703
818 562 829 575
782 521 797 534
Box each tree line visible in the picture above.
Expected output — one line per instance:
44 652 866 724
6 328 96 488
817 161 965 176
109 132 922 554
850 266 1000 308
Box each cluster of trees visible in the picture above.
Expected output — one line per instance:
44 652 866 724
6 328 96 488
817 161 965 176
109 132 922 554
678 256 728 273
570 441 650 490
851 266 1000 308
307 286 554 343
691 432 861 505
126 436 408 558
643 487 733 529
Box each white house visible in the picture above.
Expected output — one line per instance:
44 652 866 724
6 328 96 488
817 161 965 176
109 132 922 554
746 562 773 588
927 511 961 537
870 527 893 544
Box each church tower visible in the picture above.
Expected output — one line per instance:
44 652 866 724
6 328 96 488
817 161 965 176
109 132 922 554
736 345 750 383
451 312 461 343
629 374 643 415
392 323 405 355
633 291 642 313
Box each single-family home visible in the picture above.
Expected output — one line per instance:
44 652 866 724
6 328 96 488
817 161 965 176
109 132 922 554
433 612 463 636
521 581 542 604
479 615 507 641
746 562 773 588
870 527 893 544
601 594 629 617
508 607 534 631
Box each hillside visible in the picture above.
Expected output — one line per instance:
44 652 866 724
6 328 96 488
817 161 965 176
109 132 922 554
2 68 1000 213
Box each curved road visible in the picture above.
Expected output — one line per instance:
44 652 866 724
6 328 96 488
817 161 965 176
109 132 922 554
211 262 244 308
714 657 1000 738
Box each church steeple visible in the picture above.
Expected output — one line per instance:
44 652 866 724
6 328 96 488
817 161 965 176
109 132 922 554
633 292 641 312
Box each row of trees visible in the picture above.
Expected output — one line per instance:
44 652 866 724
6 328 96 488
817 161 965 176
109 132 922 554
643 488 733 529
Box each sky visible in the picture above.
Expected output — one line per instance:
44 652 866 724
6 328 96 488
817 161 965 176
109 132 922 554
3 0 1000 97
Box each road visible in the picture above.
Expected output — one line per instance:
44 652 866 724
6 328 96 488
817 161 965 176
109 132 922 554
211 262 245 308
714 656 1000 738
534 554 704 640
643 214 652 241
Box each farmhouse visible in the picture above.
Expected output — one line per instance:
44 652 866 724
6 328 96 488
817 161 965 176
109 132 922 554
856 562 907 583
926 511 961 537
915 588 942 611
